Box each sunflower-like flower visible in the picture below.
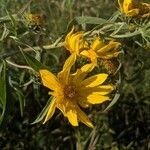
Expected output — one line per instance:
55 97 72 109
39 54 114 127
118 0 150 17
64 27 89 55
81 37 121 66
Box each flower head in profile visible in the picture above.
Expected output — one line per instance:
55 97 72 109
118 0 150 17
39 54 114 127
65 27 89 55
81 37 121 66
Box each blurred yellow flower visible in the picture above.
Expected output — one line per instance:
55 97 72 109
81 37 121 66
65 27 89 55
25 13 45 31
39 54 113 127
118 0 150 17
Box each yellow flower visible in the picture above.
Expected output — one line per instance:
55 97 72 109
39 54 113 127
65 27 89 55
118 0 150 17
81 37 121 66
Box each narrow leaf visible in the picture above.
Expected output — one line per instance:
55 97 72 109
21 50 49 72
31 97 53 124
75 16 107 25
104 93 120 112
0 61 6 125
67 16 107 30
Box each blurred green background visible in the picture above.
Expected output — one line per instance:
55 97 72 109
0 0 150 149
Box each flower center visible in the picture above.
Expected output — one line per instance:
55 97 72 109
64 85 76 99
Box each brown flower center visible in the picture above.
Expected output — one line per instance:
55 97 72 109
64 85 76 99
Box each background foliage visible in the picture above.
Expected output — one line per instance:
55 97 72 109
0 0 150 149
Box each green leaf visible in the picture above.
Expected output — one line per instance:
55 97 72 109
75 16 107 25
31 97 53 124
0 24 10 41
5 9 17 36
13 87 25 117
21 50 49 72
110 30 140 38
0 61 6 125
104 72 121 112
67 16 107 30
104 93 120 112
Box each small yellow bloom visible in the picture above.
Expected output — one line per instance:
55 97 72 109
81 37 121 65
118 0 150 17
39 54 113 127
65 27 89 55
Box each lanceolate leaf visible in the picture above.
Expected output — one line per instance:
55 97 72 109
21 50 49 72
67 16 107 30
75 16 107 25
104 73 122 112
0 61 6 125
31 97 53 124
104 92 120 112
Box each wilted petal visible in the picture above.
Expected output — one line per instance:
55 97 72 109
65 27 75 51
65 27 89 55
71 33 83 54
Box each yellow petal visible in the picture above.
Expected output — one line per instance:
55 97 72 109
97 41 121 54
57 100 78 126
81 50 98 65
39 69 61 91
65 26 88 55
80 85 114 96
63 53 76 71
76 106 94 128
123 0 133 13
95 85 114 95
99 51 121 59
72 63 95 84
43 98 56 124
87 94 110 104
91 37 104 51
65 27 75 51
126 9 139 16
58 54 76 85
67 108 78 126
80 50 90 58
71 33 83 54
80 74 108 87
